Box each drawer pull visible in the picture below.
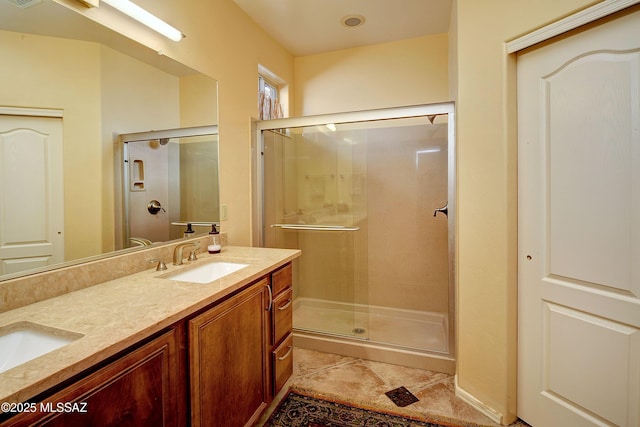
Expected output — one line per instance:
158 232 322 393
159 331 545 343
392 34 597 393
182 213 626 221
278 299 292 311
278 346 293 361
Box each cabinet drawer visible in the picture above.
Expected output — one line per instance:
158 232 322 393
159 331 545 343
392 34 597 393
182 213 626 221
271 263 292 296
272 333 293 394
271 288 292 345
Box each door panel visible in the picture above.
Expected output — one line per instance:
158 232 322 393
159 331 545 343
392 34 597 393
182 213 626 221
0 112 64 275
518 7 640 427
547 50 639 293
544 303 639 427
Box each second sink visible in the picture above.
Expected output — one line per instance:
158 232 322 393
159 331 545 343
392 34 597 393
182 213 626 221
0 322 83 374
164 261 248 284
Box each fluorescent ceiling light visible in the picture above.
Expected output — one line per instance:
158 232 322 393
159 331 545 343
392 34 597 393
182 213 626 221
101 0 183 42
5 0 42 8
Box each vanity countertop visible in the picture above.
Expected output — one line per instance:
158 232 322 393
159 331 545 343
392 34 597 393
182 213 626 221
0 246 300 407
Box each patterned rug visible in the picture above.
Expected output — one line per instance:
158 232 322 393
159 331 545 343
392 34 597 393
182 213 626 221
264 390 466 427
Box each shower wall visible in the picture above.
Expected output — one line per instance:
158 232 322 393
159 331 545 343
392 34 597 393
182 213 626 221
124 132 220 246
127 140 173 244
366 125 449 313
179 136 220 224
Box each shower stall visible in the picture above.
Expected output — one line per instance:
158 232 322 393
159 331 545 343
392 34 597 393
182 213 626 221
120 125 220 248
253 103 455 372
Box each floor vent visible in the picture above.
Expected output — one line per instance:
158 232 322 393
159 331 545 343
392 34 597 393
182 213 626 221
385 386 419 407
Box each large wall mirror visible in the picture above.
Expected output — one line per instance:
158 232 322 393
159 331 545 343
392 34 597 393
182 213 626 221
0 0 219 281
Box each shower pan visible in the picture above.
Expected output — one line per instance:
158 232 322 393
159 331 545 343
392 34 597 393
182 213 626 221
253 103 456 372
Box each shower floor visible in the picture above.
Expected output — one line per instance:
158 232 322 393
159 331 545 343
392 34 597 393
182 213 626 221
293 298 449 354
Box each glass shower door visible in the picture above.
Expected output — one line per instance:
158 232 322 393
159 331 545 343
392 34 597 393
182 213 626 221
259 107 454 355
263 125 370 339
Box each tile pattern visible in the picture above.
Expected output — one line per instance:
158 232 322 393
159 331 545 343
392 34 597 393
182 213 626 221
258 348 530 427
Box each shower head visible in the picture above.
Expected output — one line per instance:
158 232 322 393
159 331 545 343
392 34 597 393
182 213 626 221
159 138 170 145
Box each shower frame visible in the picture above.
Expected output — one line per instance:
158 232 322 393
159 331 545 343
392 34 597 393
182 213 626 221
252 103 456 371
120 125 219 248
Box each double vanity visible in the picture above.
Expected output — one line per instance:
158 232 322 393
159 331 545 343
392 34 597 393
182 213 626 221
0 240 300 426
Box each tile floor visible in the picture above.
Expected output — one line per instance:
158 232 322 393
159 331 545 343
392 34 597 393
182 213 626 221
257 347 531 427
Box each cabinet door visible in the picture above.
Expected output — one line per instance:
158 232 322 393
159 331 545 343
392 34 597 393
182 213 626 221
2 328 183 427
189 279 269 427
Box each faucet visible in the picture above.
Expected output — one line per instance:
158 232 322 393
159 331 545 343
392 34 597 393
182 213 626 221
173 242 200 266
130 237 153 247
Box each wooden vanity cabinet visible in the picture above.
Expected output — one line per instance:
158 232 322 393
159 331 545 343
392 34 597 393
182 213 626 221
189 277 270 427
1 262 295 427
1 327 185 427
268 263 294 397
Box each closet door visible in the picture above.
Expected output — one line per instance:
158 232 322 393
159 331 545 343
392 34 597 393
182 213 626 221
0 109 64 276
517 7 640 427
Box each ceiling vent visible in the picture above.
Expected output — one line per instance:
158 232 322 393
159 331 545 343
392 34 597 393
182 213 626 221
341 14 365 28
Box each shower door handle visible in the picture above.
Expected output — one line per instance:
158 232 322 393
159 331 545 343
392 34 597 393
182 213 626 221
271 224 360 231
433 203 448 217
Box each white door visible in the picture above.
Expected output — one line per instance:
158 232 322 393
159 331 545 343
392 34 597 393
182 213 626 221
518 8 640 427
0 110 64 276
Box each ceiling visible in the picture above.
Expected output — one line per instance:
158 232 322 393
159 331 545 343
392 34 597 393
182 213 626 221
233 0 452 56
0 0 198 76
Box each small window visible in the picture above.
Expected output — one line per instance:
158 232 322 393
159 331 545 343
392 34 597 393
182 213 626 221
260 76 277 101
258 75 282 120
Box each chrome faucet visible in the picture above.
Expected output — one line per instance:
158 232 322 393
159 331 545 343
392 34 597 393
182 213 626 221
173 242 200 266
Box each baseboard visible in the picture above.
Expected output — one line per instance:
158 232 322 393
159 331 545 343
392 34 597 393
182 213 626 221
454 375 503 424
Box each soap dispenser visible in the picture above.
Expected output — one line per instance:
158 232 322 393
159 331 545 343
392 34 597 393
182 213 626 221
183 223 195 238
208 224 221 254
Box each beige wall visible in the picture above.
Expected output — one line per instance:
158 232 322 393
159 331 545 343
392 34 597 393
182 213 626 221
1 28 212 260
54 0 295 246
0 30 102 261
150 0 294 246
454 0 602 423
180 74 219 128
100 45 182 253
294 34 449 116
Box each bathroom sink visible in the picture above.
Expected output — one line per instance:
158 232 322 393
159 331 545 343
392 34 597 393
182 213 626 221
0 323 83 374
164 261 249 284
